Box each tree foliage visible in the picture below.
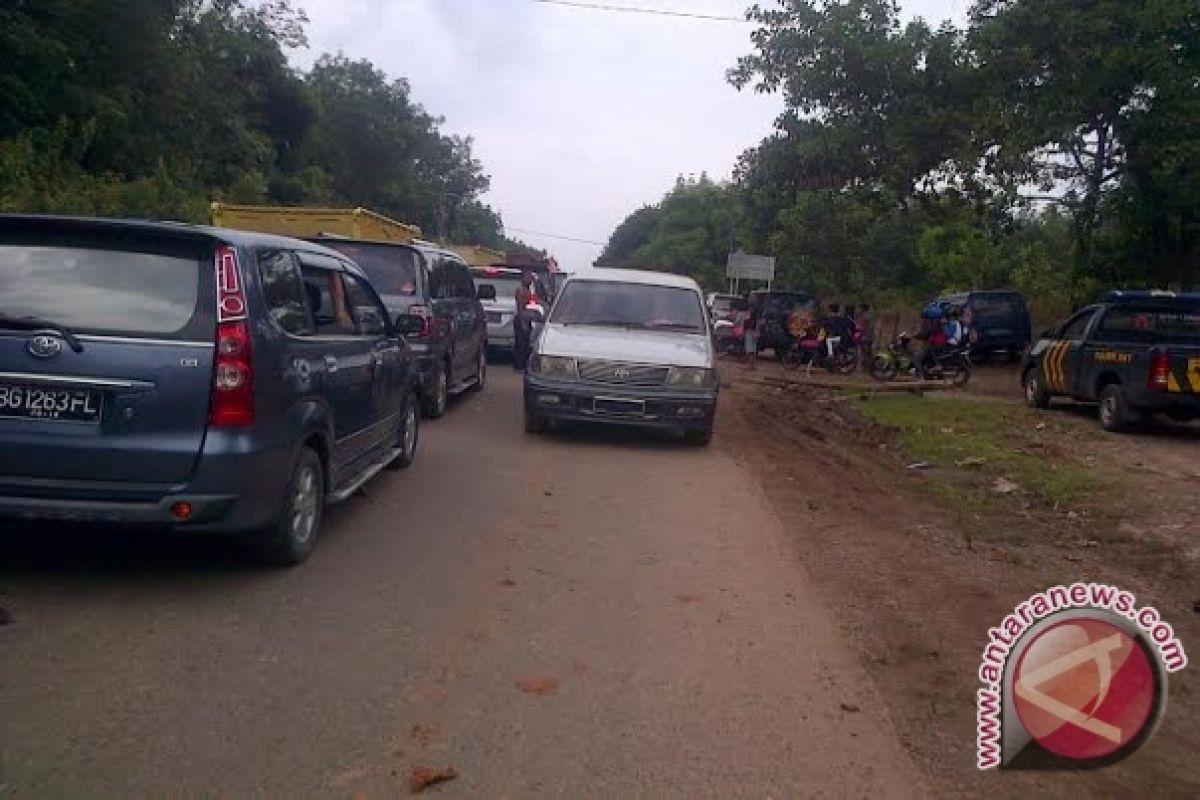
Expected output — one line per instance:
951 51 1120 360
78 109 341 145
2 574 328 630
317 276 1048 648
0 0 507 246
605 0 1198 313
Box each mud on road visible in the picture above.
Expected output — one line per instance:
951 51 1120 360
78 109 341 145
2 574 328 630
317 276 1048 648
718 363 1199 799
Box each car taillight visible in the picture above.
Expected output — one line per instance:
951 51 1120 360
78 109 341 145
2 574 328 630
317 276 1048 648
210 246 254 426
1148 348 1171 390
409 305 434 337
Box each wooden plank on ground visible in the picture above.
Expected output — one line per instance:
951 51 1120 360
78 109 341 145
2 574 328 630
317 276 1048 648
745 376 961 393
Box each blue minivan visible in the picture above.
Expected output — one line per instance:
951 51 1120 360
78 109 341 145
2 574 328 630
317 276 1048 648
0 215 421 564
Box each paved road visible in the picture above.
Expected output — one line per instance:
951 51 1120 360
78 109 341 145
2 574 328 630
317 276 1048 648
0 369 925 798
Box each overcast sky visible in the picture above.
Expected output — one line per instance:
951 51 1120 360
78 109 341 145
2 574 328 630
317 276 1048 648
295 1 967 271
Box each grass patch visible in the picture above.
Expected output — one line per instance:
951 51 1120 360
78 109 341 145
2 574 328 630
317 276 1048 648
853 393 1100 508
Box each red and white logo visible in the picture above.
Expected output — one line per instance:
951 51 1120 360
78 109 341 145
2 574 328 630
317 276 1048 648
1012 618 1156 761
976 583 1186 770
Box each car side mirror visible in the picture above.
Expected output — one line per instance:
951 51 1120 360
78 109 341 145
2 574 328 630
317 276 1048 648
394 314 425 336
477 284 496 301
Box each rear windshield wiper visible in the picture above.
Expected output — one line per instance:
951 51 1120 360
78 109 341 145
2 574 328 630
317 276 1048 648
0 313 85 352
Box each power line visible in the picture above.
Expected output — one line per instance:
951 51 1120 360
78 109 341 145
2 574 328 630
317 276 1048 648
506 226 607 247
529 0 749 23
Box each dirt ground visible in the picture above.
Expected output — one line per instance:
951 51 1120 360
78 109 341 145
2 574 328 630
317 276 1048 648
717 359 1199 798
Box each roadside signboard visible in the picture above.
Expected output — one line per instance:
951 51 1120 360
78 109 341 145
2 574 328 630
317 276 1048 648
726 252 775 282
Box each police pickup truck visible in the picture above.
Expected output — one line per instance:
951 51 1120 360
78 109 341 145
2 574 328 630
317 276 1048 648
1022 291 1200 432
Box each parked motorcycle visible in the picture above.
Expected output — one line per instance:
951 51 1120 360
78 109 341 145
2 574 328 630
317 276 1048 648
921 346 973 386
871 334 971 386
713 318 743 358
782 336 859 374
870 334 918 381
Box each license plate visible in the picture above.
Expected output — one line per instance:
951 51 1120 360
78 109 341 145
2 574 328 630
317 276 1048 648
486 312 503 324
0 383 102 422
593 397 645 416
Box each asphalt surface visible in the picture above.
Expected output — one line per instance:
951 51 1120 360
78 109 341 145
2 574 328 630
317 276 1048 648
0 368 925 798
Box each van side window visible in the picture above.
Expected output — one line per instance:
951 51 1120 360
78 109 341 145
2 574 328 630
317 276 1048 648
257 249 313 335
299 265 355 336
343 273 388 336
450 262 474 299
429 258 451 300
1061 308 1098 339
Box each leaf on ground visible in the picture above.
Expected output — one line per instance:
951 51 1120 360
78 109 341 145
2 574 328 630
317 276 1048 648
515 676 559 696
840 702 861 713
992 478 1020 495
676 593 704 603
498 578 516 587
409 766 457 793
955 457 986 468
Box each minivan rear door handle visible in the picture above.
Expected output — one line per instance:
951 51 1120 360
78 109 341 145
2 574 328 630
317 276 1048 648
324 355 339 373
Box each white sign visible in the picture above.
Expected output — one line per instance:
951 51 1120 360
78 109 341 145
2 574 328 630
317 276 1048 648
726 252 775 281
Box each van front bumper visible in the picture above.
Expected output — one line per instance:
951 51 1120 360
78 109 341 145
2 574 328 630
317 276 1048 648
523 374 717 432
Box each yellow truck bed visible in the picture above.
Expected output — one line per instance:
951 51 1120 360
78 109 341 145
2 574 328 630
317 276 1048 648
210 203 421 242
446 244 506 266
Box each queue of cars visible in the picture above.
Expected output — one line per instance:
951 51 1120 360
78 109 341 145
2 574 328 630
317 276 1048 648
0 214 717 565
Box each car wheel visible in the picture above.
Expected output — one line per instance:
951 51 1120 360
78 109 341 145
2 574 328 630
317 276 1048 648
1024 368 1051 409
525 410 546 434
1099 384 1139 432
422 362 448 419
471 344 487 392
262 447 324 566
685 426 713 447
386 390 419 471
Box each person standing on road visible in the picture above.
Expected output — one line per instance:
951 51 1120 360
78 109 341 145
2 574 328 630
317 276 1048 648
856 303 875 361
513 270 535 371
743 292 761 370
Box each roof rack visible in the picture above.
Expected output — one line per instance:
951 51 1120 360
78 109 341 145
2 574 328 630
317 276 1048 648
1106 290 1200 302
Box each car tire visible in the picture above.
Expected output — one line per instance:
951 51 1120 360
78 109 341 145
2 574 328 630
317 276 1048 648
525 411 547 434
422 362 448 419
685 426 713 447
1099 384 1140 432
470 344 487 392
261 447 324 566
1024 368 1051 409
386 390 419 471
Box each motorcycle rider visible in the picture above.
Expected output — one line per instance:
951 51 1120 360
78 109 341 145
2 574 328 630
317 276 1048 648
916 306 948 379
945 308 964 349
821 303 850 360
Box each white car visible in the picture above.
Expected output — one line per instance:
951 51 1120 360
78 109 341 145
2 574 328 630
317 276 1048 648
523 269 718 445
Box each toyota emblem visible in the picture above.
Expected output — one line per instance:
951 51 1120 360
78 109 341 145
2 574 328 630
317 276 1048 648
613 367 631 379
28 335 63 359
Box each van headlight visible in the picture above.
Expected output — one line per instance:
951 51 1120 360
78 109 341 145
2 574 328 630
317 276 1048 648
529 355 578 380
666 367 716 388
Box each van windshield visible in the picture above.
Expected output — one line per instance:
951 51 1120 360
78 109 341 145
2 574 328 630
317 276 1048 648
551 281 705 332
322 242 419 296
0 243 202 338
